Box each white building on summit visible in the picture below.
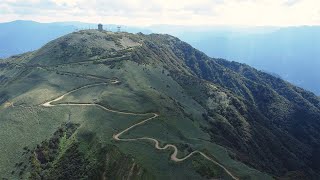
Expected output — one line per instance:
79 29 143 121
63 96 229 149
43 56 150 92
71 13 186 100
98 24 103 31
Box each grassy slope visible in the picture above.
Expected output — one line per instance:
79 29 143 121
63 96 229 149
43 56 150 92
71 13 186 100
138 33 320 179
0 30 276 179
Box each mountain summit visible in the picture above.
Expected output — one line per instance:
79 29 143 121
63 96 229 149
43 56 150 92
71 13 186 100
1 30 320 179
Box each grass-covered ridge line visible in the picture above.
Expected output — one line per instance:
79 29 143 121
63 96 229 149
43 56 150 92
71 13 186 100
1 29 319 179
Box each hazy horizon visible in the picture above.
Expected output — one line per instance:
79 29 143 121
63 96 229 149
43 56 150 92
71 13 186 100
2 19 320 28
1 0 320 27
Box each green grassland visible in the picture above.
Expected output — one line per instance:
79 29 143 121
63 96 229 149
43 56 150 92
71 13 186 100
0 56 271 179
4 29 318 179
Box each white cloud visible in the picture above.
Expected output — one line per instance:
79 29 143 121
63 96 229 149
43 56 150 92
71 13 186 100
50 0 78 7
0 0 319 26
284 0 302 6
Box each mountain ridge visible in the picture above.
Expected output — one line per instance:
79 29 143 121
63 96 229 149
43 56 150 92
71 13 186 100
1 20 319 95
1 30 319 179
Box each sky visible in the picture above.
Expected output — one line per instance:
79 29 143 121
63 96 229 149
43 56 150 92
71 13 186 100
1 0 320 26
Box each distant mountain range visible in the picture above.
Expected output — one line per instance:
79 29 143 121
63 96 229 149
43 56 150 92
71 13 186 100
0 20 319 95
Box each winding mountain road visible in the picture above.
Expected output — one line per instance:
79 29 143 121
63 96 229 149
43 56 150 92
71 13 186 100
41 81 239 180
